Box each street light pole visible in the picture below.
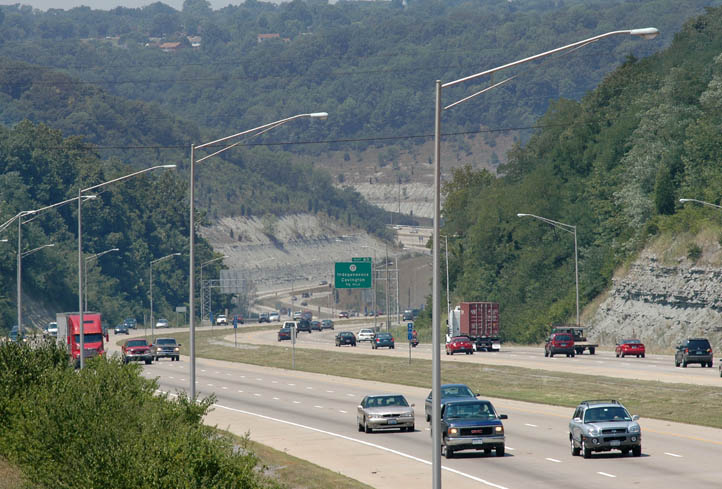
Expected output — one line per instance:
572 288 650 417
679 198 722 210
431 28 658 488
188 112 327 399
84 248 120 312
78 164 176 369
150 252 181 341
517 213 579 326
18 241 54 335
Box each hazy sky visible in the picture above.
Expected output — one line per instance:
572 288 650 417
0 0 288 11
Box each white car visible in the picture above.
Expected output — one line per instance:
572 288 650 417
155 318 170 328
215 315 228 325
269 312 280 322
358 328 375 342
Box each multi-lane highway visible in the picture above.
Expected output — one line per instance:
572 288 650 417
238 326 721 386
108 329 722 489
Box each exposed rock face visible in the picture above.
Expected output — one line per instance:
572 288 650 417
589 254 722 350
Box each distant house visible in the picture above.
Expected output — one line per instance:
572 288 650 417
159 42 182 52
187 36 202 48
257 33 280 43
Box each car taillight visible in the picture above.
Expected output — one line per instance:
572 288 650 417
685 348 689 353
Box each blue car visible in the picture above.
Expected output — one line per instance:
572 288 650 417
371 332 394 349
114 323 130 335
440 399 507 459
425 383 478 422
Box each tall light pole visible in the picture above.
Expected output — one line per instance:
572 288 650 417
679 198 722 210
200 255 227 324
78 164 176 369
12 194 95 336
150 252 181 341
84 248 120 312
517 213 579 326
189 112 328 399
18 242 55 334
431 27 658 488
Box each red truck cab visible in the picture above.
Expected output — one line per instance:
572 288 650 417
65 313 108 365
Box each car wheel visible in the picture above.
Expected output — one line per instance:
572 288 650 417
620 448 630 456
615 352 619 358
358 422 363 432
364 419 372 433
443 443 454 459
641 353 645 358
175 356 180 361
484 448 492 455
549 352 554 358
621 353 625 358
425 414 430 422
682 361 688 368
582 439 592 459
123 357 128 364
544 350 549 357
632 446 642 457
409 424 414 432
495 445 505 457
391 345 394 349
589 348 595 355
570 436 580 456
675 359 680 367
571 351 575 357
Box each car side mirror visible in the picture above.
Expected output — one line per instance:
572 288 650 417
499 414 508 420
177 343 182 347
410 403 415 407
357 405 363 409
475 393 480 397
632 415 639 421
573 417 582 422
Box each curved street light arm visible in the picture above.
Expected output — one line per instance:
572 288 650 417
21 242 55 258
517 213 575 234
81 164 177 194
679 198 722 210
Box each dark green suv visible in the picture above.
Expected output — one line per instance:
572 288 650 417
675 338 713 368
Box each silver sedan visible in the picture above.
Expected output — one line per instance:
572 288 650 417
357 394 415 433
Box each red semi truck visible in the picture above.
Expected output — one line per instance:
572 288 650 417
56 312 108 367
448 302 501 352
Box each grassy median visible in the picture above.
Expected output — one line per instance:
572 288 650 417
168 327 722 429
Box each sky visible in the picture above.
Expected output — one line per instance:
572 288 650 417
0 0 288 11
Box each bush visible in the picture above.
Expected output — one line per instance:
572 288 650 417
687 243 703 262
0 341 281 489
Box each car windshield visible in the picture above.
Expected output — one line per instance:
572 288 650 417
156 339 176 345
555 334 572 341
127 340 147 347
341 332 353 337
377 333 392 339
688 339 711 349
451 336 469 342
366 395 408 408
73 333 103 343
584 406 631 423
442 385 475 398
360 329 372 334
622 339 641 344
445 402 496 420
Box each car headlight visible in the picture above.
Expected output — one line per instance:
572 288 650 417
174 347 179 351
587 428 600 436
495 426 504 433
628 424 640 433
448 427 458 436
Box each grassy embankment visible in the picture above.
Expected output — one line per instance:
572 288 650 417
167 326 722 429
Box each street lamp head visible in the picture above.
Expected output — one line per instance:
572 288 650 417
630 27 659 40
679 198 692 203
172 252 182 256
161 164 177 169
309 112 329 120
517 213 529 217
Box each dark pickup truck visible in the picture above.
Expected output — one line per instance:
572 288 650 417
439 399 507 459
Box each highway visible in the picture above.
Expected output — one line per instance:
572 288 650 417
108 331 722 489
239 326 722 386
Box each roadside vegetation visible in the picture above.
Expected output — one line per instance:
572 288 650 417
172 327 722 429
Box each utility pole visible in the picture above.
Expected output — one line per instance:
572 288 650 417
385 243 390 331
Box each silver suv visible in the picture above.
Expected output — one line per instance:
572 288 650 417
569 400 641 458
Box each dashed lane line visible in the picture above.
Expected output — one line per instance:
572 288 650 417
524 423 537 428
545 458 561 463
664 452 683 457
597 472 616 478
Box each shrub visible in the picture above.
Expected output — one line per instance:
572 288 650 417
687 243 703 262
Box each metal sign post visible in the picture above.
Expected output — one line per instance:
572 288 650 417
291 324 296 369
233 316 238 348
407 322 414 364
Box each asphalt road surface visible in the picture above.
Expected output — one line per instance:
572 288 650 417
241 326 722 386
108 331 722 489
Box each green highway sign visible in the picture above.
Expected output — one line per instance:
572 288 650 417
335 261 372 289
352 257 372 263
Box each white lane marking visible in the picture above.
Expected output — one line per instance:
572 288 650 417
214 403 511 489
256 378 263 381
293 400 301 404
524 423 538 428
664 452 683 458
597 472 616 478
546 458 561 463
306 386 313 390
314 405 324 409
179 378 185 381
272 380 278 384
339 410 348 414
215 371 221 374
254 393 261 397
288 383 296 386
326 390 334 393
207 383 214 387
505 447 515 451
346 393 355 397
222 386 228 390
201 369 206 372
226 373 231 376
237 390 244 393
169 376 174 379
273 397 279 400
240 375 245 378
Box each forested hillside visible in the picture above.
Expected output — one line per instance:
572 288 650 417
434 5 722 342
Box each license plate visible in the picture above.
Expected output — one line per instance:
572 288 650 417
472 438 484 445
387 419 397 425
610 440 621 447
697 351 703 355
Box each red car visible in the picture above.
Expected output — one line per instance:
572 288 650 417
615 339 645 358
544 333 575 357
121 339 153 365
445 336 474 355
